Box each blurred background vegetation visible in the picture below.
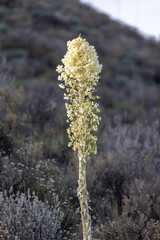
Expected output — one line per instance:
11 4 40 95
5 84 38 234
0 0 160 239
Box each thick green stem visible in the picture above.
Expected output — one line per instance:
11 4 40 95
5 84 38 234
77 150 92 240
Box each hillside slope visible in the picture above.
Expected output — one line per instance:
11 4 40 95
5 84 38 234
0 1 160 238
0 0 160 120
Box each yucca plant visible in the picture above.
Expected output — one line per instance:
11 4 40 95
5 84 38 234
56 35 102 240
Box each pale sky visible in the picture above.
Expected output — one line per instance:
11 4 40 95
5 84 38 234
80 0 160 39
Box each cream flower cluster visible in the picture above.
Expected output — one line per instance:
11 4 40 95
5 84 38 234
56 35 102 159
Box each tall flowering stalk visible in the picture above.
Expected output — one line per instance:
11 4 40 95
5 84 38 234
56 35 102 240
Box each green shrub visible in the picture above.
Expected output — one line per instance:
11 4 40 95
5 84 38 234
76 26 88 35
31 9 46 18
14 49 28 59
70 16 80 25
0 6 9 19
90 29 101 38
0 23 9 35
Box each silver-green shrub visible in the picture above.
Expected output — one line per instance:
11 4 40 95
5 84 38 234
0 188 64 240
